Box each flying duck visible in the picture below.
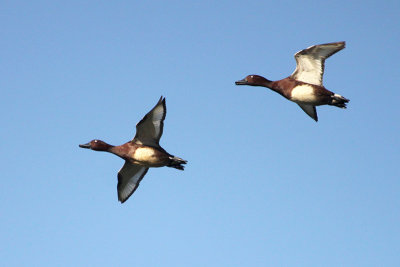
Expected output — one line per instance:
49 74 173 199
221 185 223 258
79 96 187 203
235 41 349 121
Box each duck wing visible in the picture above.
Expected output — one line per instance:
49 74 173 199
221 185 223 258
133 96 166 148
117 161 149 203
290 42 345 86
297 103 318 122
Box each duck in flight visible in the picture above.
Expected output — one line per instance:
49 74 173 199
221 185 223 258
79 96 187 203
235 41 349 121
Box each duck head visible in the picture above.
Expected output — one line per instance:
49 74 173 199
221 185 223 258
235 75 271 87
79 139 112 151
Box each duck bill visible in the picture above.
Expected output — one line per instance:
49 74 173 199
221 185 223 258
235 78 248 85
79 142 91 149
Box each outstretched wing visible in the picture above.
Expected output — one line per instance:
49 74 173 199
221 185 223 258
117 161 149 203
133 96 166 148
290 42 345 86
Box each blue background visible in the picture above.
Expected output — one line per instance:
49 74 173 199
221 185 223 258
1 0 399 266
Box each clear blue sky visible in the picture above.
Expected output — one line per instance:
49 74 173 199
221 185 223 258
1 0 399 266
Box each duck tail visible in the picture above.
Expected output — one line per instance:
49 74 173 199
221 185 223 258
331 94 350 108
168 156 187 170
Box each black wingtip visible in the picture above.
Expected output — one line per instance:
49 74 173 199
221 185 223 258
314 112 318 122
158 95 166 105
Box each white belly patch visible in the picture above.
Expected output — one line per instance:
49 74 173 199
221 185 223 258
134 147 157 163
291 85 318 103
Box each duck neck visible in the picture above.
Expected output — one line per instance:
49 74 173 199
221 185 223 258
108 145 121 155
259 78 284 95
252 76 273 89
109 143 129 159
